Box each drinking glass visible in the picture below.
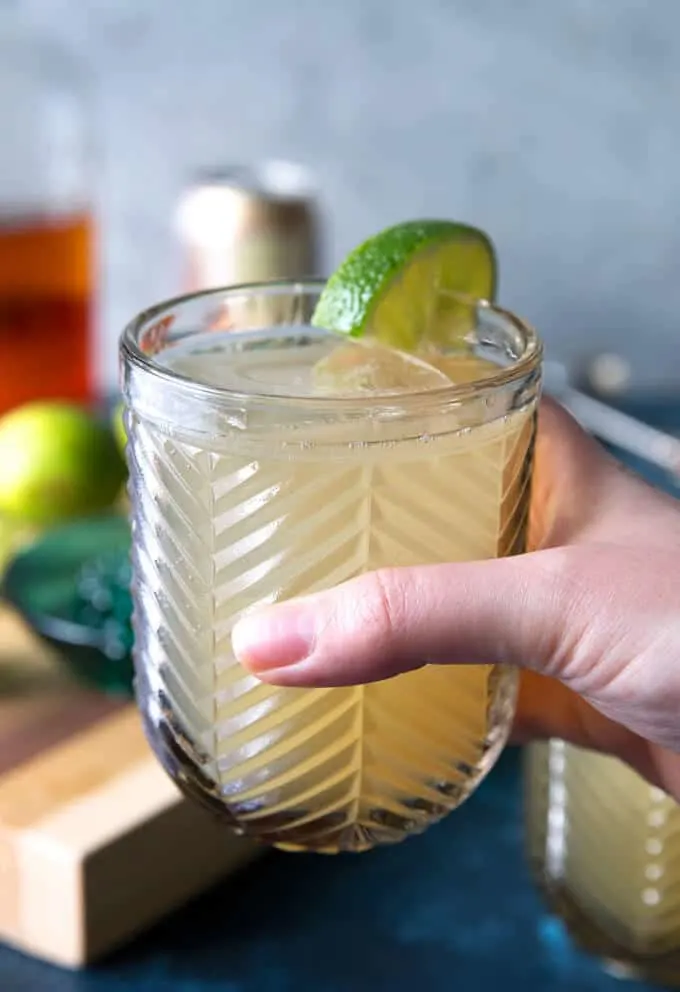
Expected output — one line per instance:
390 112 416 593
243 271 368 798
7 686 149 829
525 740 680 986
121 280 542 853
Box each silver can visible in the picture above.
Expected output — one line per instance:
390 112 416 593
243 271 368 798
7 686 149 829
175 160 321 292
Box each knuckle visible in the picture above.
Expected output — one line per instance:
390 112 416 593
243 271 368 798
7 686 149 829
355 568 406 646
528 546 596 678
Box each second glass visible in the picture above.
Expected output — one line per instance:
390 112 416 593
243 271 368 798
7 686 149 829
525 741 680 986
121 281 542 853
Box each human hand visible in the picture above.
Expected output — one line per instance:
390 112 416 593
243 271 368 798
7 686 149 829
232 400 680 798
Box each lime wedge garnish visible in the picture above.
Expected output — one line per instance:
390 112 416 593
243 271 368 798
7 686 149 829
311 219 496 352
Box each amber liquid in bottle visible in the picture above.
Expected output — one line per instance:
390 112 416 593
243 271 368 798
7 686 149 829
0 212 93 415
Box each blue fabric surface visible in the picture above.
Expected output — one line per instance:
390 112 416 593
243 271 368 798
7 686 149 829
0 398 676 992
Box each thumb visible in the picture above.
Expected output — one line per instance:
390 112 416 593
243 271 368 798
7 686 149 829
231 549 571 687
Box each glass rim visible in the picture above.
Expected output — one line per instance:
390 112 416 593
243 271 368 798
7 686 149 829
120 278 543 410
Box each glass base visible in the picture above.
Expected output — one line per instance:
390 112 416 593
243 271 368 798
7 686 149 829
538 881 680 988
137 683 513 854
140 704 398 854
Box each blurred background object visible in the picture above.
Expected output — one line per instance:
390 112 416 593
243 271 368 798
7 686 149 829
2 514 134 695
0 0 95 415
176 161 321 291
16 0 680 402
545 360 680 488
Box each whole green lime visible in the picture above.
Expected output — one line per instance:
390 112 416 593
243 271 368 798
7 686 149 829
0 402 127 527
0 514 33 575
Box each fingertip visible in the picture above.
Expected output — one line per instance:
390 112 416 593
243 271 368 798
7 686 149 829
231 602 316 674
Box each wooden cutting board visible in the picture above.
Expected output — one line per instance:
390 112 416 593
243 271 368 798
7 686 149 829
0 607 259 969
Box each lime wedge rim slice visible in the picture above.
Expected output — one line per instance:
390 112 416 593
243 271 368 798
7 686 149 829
311 219 497 353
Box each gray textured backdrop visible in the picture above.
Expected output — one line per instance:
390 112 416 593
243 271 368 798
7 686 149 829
20 0 680 395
